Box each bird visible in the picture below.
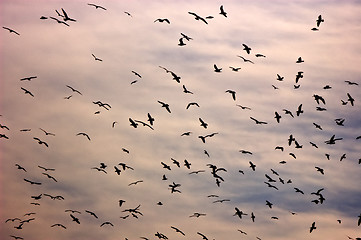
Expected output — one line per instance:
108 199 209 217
161 162 171 170
20 76 37 81
240 149 252 155
70 214 80 224
171 226 185 235
316 15 324 27
310 221 317 233
234 207 248 219
250 117 267 125
266 200 273 208
325 135 343 144
21 87 34 97
39 128 55 136
49 17 69 26
242 44 252 54
295 71 304 83
76 132 91 141
236 104 251 110
38 165 55 171
66 85 82 95
358 213 361 226
183 85 193 94
184 159 191 169
296 57 304 63
249 161 256 171
313 122 323 130
274 112 281 123
225 90 236 101
42 173 57 182
178 38 186 46
3 26 20 35
188 12 208 24
10 235 23 239
276 74 284 81
255 53 266 57
199 118 208 128
154 18 170 24
91 53 102 61
219 5 227 17
61 8 76 22
124 11 132 17
339 153 346 161
238 229 247 235
296 104 304 116
251 212 255 222
171 158 180 168
313 94 326 104
91 167 107 174
275 146 284 151
157 101 171 113
100 221 114 227
214 64 222 72
344 80 359 85
294 187 304 194
51 223 67 229
15 164 27 172
237 55 254 64
87 3 106 10
33 137 48 147
283 109 294 118
128 180 142 186
347 93 355 106
134 120 154 130
181 131 192 136
181 33 193 41
186 102 200 109
146 113 155 126
129 118 138 128
315 166 324 175
197 232 209 240
229 66 241 72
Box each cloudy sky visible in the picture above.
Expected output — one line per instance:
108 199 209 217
1 0 361 239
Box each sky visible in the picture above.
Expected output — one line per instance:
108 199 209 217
1 0 361 240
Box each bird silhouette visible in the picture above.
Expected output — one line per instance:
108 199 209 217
76 132 91 141
49 17 69 26
178 38 186 46
316 15 324 27
229 66 241 72
21 87 34 97
219 5 227 17
66 85 82 95
234 207 248 219
296 104 304 116
39 128 55 136
20 76 37 81
129 118 138 128
61 8 76 22
347 93 355 106
158 101 171 113
276 74 284 81
171 226 185 235
51 223 66 229
199 118 208 128
188 12 208 24
225 90 236 101
186 102 200 109
197 232 209 240
213 64 222 72
3 26 20 35
91 53 102 61
87 3 106 10
237 55 254 64
249 161 256 171
181 33 193 41
33 137 48 147
242 44 251 54
154 18 170 24
266 200 273 208
100 221 114 227
42 173 57 182
310 221 316 233
296 57 304 63
325 134 343 144
274 112 281 123
250 117 267 125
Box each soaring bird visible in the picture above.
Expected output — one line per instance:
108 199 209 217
51 223 66 229
225 90 236 101
296 57 304 63
33 137 48 147
229 66 241 72
242 44 251 54
197 232 209 240
296 104 304 116
3 26 20 35
129 118 138 128
325 135 343 144
199 118 208 128
213 64 222 72
183 85 193 94
276 74 284 81
171 226 185 236
157 100 171 113
234 207 248 219
70 214 80 224
188 12 208 24
219 5 227 17
316 15 324 27
154 18 170 24
91 53 102 61
21 87 34 97
39 128 55 136
87 3 106 10
347 93 355 106
310 221 316 233
66 85 82 95
61 8 76 22
237 55 254 64
274 112 281 123
76 132 91 141
186 102 200 109
147 113 155 126
20 76 37 81
178 37 186 46
249 161 256 171
15 164 27 172
100 221 114 227
266 200 273 208
49 17 69 26
181 33 193 41
250 117 267 125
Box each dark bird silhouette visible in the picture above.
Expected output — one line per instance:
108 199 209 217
242 44 251 54
313 122 323 130
24 178 42 185
276 74 284 81
264 182 279 190
345 80 359 86
181 131 192 136
309 142 318 148
234 207 248 219
38 165 55 171
219 5 227 17
197 232 209 240
358 213 361 226
119 200 126 207
296 104 304 116
49 17 69 26
229 66 241 72
129 118 138 128
66 85 82 95
325 134 343 144
249 161 256 171
183 85 193 94
20 76 37 81
171 158 180 168
189 212 206 218
91 167 107 174
315 166 324 175
100 221 114 227
91 53 102 61
313 94 326 104
347 93 355 106
161 162 171 170
237 55 254 64
114 166 121 175
255 53 266 57
283 109 294 118
199 118 208 128
3 26 20 35
134 120 154 130
169 182 181 193
158 101 171 113
335 118 345 126
61 8 76 22
39 128 55 136
296 57 304 63
188 12 208 24
5 218 21 223
124 11 132 17
295 71 304 83
10 236 24 240
186 102 200 109
225 90 236 101
178 38 186 46
316 15 324 27
42 172 57 182
171 226 185 236
181 33 193 41
274 112 281 123
310 221 316 233
70 214 80 224
15 164 27 172
250 117 267 125
266 200 273 208
240 149 252 155
213 199 230 203
294 187 304 194
198 132 218 143
184 159 191 169
213 64 222 72
237 104 251 110
51 223 66 229
275 146 284 151
21 87 34 97
76 132 91 141
154 18 170 24
339 153 346 161
87 3 106 10
33 137 48 147
170 71 181 83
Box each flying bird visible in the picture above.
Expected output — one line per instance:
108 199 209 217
33 137 48 147
199 118 208 128
20 76 37 81
171 226 185 236
3 26 20 35
188 12 208 24
225 90 236 101
347 93 355 106
219 5 227 17
61 8 76 22
76 132 91 141
66 85 82 95
237 55 254 64
49 17 69 26
24 178 41 185
214 64 222 72
316 15 324 27
242 44 251 54
250 117 267 125
274 112 281 123
87 3 106 10
310 221 317 233
21 87 34 97
154 18 170 24
39 128 55 136
296 57 304 63
296 104 304 116
186 102 200 109
183 85 193 94
91 53 102 61
157 100 171 113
